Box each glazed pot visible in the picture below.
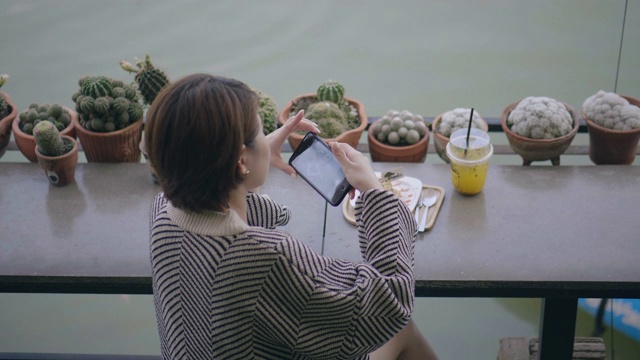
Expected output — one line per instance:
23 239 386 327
501 100 580 166
431 113 488 164
367 118 430 162
0 91 18 159
277 93 367 151
35 135 78 187
582 95 640 165
12 107 77 162
72 115 143 163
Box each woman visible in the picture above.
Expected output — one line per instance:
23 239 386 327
145 73 438 360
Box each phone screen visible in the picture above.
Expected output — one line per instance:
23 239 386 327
289 133 351 206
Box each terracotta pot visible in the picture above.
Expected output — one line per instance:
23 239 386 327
431 113 488 164
501 100 580 166
367 118 430 162
72 116 143 163
35 135 78 187
139 137 158 183
277 93 367 151
12 107 77 162
0 91 18 159
582 95 640 165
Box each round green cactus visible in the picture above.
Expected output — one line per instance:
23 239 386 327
370 109 427 146
127 102 144 122
33 120 66 156
317 80 345 104
81 76 112 98
113 97 130 114
48 104 63 118
111 87 126 99
94 97 110 115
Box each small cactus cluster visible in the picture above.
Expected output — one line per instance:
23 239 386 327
120 54 170 107
72 76 144 132
370 109 427 146
33 120 72 157
0 74 9 119
253 88 278 135
292 80 359 138
437 108 484 138
18 103 70 135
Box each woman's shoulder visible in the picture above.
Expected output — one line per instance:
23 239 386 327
245 228 330 278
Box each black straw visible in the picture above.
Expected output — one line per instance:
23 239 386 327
464 108 474 158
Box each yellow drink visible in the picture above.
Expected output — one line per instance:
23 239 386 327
446 128 493 196
449 160 489 195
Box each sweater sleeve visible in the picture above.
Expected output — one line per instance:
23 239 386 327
254 189 417 359
246 192 291 229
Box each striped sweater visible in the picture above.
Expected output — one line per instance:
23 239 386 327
149 189 417 359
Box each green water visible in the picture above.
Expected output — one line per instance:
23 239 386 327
1 1 639 358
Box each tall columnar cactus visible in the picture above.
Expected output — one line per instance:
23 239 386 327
71 75 143 132
33 120 67 156
120 54 170 106
317 80 345 104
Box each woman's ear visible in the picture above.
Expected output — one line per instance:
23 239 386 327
237 144 249 175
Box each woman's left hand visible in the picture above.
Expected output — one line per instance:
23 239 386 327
267 110 319 176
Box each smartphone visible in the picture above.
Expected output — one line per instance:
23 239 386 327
289 132 352 206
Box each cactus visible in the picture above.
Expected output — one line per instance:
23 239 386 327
0 74 10 119
305 101 352 138
72 75 141 132
18 103 71 135
252 88 278 135
33 121 69 156
317 80 345 104
370 109 427 146
80 76 112 98
120 54 170 106
437 108 484 138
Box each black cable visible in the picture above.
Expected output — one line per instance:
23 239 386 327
610 299 615 360
613 0 628 93
321 201 327 255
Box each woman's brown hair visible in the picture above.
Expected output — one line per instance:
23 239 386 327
145 73 259 213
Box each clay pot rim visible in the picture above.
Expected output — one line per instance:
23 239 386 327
72 115 144 137
367 117 430 151
501 99 580 145
34 135 78 160
276 93 368 141
581 95 640 135
431 112 489 141
12 106 77 139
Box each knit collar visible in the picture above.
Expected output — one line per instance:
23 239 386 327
165 201 250 236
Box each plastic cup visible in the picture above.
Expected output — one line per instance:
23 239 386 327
445 128 493 196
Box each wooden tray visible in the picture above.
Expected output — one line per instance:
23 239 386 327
342 184 445 232
415 185 445 232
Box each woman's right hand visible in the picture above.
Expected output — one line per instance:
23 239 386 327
330 142 383 194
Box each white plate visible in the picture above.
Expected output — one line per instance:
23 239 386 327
349 174 422 212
